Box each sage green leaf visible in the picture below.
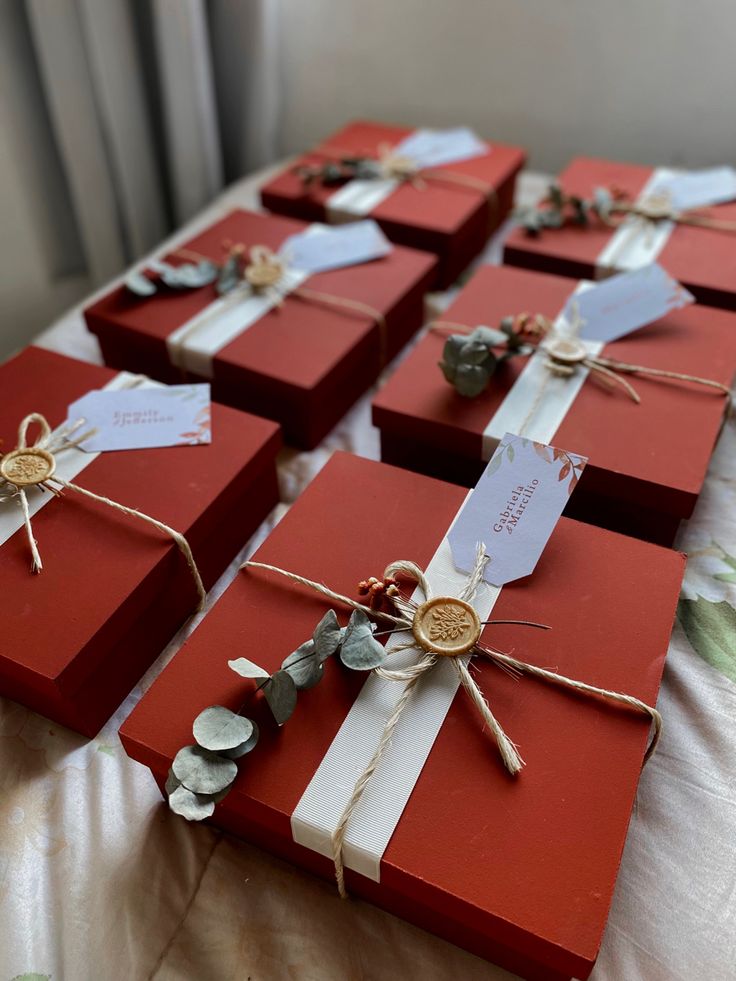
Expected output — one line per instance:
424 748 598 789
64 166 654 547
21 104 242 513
441 334 466 370
220 720 259 759
282 640 323 690
125 270 156 296
470 325 507 348
193 705 255 752
313 609 343 662
264 669 298 725
168 784 217 821
454 363 490 398
172 744 238 795
228 657 270 681
165 767 181 796
714 572 736 583
340 610 386 670
164 260 218 288
677 596 736 684
217 254 241 295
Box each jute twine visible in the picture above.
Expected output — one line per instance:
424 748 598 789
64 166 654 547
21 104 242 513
243 545 661 898
0 412 206 610
171 244 390 370
432 306 731 436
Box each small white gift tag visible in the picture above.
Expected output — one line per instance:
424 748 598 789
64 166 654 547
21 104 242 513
280 220 392 274
392 127 489 169
564 263 694 344
448 433 587 586
653 166 736 211
66 384 211 452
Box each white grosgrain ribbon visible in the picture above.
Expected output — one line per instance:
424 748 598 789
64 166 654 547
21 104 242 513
291 505 500 882
480 284 601 459
0 372 153 551
595 167 681 277
166 266 310 379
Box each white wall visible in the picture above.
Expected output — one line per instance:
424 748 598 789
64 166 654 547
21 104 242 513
277 0 736 173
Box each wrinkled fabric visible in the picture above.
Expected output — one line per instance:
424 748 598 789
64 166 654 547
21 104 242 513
1 172 734 981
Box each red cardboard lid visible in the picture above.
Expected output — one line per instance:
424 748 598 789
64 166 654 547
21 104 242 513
121 452 684 978
85 209 436 393
505 157 736 301
373 264 736 516
260 120 526 238
0 347 280 696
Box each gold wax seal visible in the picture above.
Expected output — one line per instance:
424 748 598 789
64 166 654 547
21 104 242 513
412 596 481 657
0 447 56 487
245 259 283 289
546 336 587 366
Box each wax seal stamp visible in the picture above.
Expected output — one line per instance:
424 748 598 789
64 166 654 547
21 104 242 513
545 335 587 366
245 248 284 290
0 447 56 487
412 596 481 657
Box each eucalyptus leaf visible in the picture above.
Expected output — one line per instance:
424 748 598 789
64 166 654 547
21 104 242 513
161 260 219 289
470 325 507 348
165 767 181 795
220 721 259 759
168 784 216 822
441 334 466 369
172 744 238 795
125 270 157 297
228 657 270 681
312 609 343 662
217 254 241 295
282 640 323 690
264 669 298 725
340 610 387 670
454 362 492 398
193 705 254 752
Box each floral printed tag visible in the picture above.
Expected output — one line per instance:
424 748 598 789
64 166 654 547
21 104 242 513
448 432 587 586
66 383 211 452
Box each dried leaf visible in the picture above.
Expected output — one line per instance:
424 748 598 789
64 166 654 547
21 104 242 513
193 705 255 752
172 744 238 795
220 721 259 759
282 640 323 690
340 610 386 670
125 270 157 296
168 784 216 822
264 670 298 725
558 461 571 481
313 609 343 662
228 657 270 681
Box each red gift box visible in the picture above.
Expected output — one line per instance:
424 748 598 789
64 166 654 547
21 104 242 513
373 264 736 545
0 347 280 736
121 452 685 980
260 120 526 288
504 156 736 311
85 208 436 449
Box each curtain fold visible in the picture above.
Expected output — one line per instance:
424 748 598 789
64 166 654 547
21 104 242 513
17 0 280 290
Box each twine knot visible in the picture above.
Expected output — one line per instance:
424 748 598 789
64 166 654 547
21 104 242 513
0 410 206 609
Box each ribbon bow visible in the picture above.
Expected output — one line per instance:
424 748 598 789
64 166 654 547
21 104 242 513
0 413 206 608
244 544 661 897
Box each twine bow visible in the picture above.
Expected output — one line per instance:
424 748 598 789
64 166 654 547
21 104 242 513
0 413 206 609
245 545 661 898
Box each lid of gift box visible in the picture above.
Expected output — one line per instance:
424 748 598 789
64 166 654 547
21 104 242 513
121 452 684 979
260 120 526 241
0 346 280 701
373 264 736 518
504 157 736 306
85 209 436 395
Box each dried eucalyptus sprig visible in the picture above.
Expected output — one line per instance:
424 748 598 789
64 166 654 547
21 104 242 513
294 156 386 187
437 315 540 397
124 244 255 299
167 606 398 820
516 183 618 236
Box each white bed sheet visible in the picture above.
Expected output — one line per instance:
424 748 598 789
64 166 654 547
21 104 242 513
1 171 734 981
